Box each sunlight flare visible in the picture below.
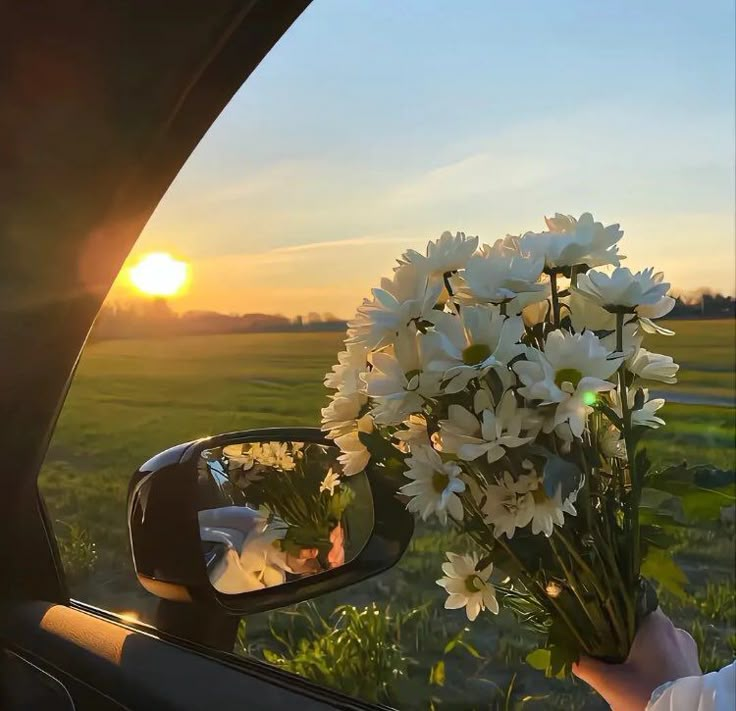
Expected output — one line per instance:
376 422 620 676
128 252 190 297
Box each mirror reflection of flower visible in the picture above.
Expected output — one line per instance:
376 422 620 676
220 442 351 578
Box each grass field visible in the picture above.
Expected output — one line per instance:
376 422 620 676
38 320 735 708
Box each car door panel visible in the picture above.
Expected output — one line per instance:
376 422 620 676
0 601 380 711
1 648 77 711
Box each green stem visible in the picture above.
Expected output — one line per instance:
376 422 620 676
443 271 460 314
553 529 605 600
599 494 636 644
488 525 591 654
574 443 594 532
615 311 640 587
555 528 628 655
550 271 561 327
549 536 601 637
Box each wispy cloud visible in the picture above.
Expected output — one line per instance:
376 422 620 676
261 232 413 255
200 159 317 204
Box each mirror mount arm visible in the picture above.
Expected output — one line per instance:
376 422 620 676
156 599 240 651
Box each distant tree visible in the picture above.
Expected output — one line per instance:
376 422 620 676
306 312 322 324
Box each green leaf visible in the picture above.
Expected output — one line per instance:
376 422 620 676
428 660 445 686
456 639 482 659
646 464 735 522
485 368 506 405
682 488 735 520
639 486 676 509
525 648 551 671
262 649 282 664
548 644 573 679
443 633 459 655
633 388 646 411
641 547 689 600
640 523 677 550
541 453 582 500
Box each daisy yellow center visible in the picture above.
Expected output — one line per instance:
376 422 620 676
465 574 484 593
554 367 583 389
462 343 491 366
532 487 549 505
432 471 450 493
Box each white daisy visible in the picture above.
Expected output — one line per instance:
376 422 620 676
610 387 666 429
365 328 441 426
514 330 622 437
440 392 533 464
520 212 625 270
436 552 499 621
637 296 676 335
399 445 465 524
473 386 494 414
462 236 545 304
573 266 671 314
520 469 579 538
333 429 372 476
319 467 341 495
394 414 435 451
568 291 641 356
324 343 369 395
530 486 578 537
423 306 525 393
321 390 367 439
401 231 479 280
521 280 552 326
347 263 442 350
247 441 297 471
481 471 534 539
627 348 679 384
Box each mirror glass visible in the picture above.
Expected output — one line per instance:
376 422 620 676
195 439 373 595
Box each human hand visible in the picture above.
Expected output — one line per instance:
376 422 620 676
572 608 701 710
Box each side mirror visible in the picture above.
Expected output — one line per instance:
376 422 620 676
127 427 413 617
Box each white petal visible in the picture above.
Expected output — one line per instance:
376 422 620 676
445 593 468 610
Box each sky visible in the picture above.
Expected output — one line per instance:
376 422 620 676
115 0 735 317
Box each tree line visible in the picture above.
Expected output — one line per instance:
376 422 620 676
90 300 347 341
90 291 733 342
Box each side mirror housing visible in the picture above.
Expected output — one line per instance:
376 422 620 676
127 427 413 616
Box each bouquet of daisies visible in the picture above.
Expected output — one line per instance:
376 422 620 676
321 213 732 674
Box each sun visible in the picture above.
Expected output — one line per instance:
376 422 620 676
128 252 190 297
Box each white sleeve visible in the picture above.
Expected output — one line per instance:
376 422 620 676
647 662 735 711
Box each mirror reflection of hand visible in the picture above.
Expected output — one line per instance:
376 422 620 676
327 524 345 568
198 505 262 536
286 549 322 575
208 525 291 594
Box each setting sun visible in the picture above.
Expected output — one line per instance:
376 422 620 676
128 252 190 297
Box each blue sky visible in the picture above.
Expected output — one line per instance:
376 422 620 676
125 0 735 317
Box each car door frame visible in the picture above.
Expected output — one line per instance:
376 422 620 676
0 2 390 708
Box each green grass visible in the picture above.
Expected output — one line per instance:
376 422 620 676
38 320 735 708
